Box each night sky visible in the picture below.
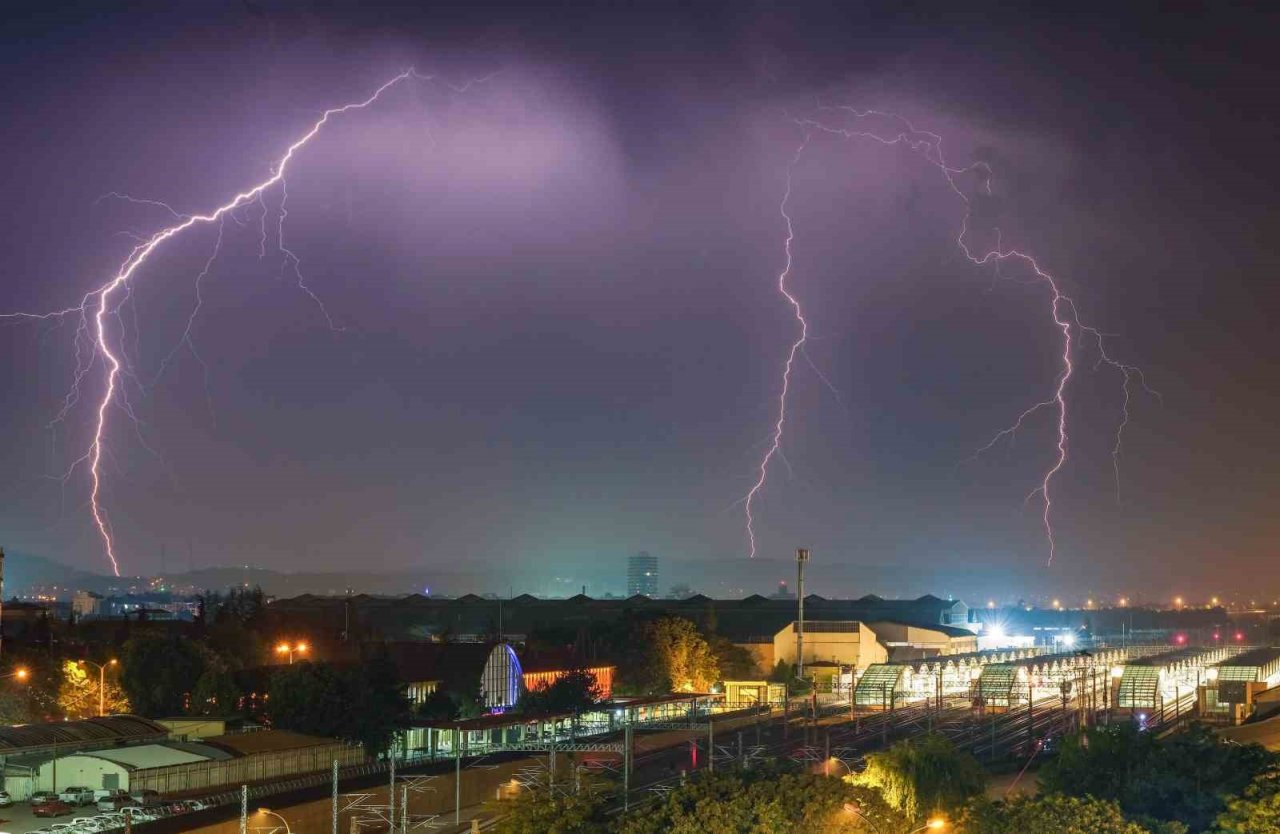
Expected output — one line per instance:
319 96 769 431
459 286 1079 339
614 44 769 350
1 2 1276 600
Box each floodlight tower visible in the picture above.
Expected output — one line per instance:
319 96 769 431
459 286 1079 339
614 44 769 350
796 548 810 680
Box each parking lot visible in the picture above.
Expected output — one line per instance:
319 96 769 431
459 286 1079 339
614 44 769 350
0 799 206 834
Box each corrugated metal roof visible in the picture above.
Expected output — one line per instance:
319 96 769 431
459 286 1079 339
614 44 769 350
78 744 213 770
202 730 348 755
0 715 168 753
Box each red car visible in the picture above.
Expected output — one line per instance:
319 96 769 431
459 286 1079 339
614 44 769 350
33 798 73 817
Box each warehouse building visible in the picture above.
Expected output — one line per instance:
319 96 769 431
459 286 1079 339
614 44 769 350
0 716 362 799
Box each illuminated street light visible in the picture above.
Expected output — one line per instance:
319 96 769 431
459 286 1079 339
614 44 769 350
77 658 119 716
257 808 294 834
843 802 884 834
275 641 309 664
1174 596 1184 608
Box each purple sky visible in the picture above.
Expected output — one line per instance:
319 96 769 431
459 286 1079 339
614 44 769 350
0 2 1276 601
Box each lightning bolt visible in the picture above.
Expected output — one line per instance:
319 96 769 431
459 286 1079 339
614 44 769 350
742 135 813 559
745 107 1156 564
1 69 452 576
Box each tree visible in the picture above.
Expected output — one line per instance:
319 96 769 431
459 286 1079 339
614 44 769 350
347 647 412 757
640 617 719 693
1214 770 1280 833
615 765 906 834
710 636 759 680
120 633 207 716
518 669 604 716
189 665 241 717
959 795 1160 834
57 660 131 719
854 733 986 822
490 785 611 834
1039 724 1278 833
267 657 410 756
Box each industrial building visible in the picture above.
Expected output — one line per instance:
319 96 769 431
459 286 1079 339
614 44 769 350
0 716 362 799
769 619 981 674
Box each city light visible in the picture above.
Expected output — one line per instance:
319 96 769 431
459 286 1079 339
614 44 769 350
1174 596 1184 608
1060 632 1076 647
1175 634 1187 645
987 600 996 609
1119 596 1129 607
1052 599 1061 610
275 641 310 664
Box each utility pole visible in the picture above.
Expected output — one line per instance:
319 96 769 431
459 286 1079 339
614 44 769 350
331 760 339 834
796 548 810 681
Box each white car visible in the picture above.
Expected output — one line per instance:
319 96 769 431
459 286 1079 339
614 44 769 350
95 792 130 812
58 788 95 806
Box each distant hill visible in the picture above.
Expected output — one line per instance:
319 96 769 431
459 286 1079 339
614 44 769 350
1 549 110 595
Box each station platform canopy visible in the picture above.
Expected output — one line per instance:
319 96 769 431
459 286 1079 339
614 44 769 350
976 664 1028 707
1118 665 1162 709
1214 647 1280 703
855 664 907 708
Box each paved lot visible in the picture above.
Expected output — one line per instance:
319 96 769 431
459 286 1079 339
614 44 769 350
0 801 97 833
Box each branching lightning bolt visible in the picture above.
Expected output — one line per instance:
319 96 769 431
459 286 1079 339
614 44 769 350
745 108 1157 565
1 69 450 576
743 135 812 559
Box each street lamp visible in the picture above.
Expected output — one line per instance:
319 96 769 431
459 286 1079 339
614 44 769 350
257 808 294 834
5 667 30 682
911 818 948 833
274 641 309 664
77 659 118 717
842 802 884 834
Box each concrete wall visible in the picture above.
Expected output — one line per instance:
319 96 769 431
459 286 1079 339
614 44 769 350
132 744 366 795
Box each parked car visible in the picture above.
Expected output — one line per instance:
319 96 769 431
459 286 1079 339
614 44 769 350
95 791 130 812
0 788 12 806
120 806 155 822
127 789 161 806
58 787 95 806
69 817 107 832
181 799 212 811
30 791 60 805
33 799 74 817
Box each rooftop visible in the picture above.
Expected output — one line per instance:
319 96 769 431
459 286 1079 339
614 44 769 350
0 715 167 754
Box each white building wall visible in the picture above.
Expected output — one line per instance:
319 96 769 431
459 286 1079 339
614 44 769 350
38 756 131 793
